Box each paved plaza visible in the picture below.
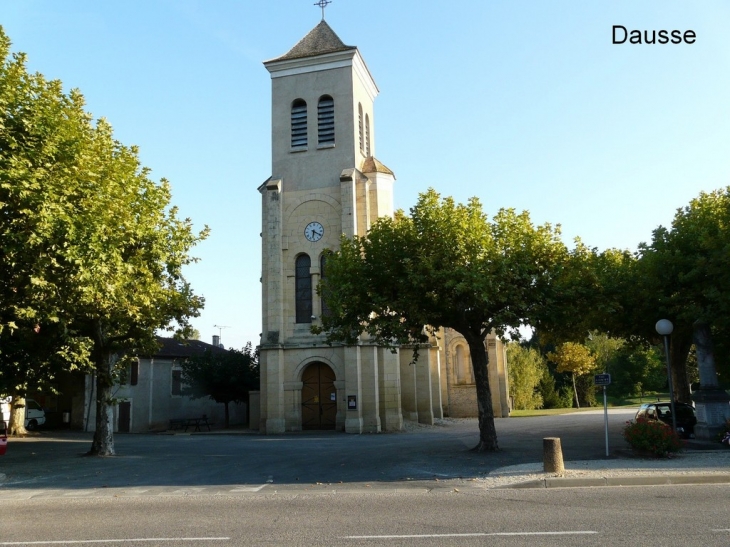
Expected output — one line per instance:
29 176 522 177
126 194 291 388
1 408 728 497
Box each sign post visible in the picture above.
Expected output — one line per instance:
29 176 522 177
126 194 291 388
594 373 612 457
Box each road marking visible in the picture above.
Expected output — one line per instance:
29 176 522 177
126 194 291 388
229 484 267 492
0 539 229 545
167 487 206 496
343 531 598 539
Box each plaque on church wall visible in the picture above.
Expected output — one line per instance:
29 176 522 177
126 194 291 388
347 395 357 410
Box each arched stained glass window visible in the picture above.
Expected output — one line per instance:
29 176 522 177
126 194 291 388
295 254 312 323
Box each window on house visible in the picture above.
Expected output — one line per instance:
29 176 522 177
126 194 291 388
358 103 363 153
171 369 182 396
295 254 312 323
291 99 307 148
130 360 139 386
318 95 335 146
365 114 371 157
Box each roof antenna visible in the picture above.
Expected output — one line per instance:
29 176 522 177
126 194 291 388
314 0 331 21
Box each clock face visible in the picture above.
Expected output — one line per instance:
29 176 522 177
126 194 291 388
304 221 324 242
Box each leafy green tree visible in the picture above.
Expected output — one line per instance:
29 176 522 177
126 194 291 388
181 344 260 427
506 344 547 410
0 27 95 434
0 27 208 451
585 332 624 374
316 189 568 451
607 345 665 399
606 187 730 402
547 342 596 408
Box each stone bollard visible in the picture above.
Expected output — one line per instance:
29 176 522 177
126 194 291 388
543 437 565 474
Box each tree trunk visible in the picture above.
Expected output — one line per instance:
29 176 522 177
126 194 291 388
224 401 230 428
464 331 499 452
670 331 692 403
8 396 28 436
88 352 116 456
572 372 580 409
693 320 719 388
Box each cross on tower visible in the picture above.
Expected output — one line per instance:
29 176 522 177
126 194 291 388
314 0 331 20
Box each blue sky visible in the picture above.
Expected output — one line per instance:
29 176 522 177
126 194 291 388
3 1 729 350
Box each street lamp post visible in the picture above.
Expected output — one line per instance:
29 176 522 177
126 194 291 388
655 319 677 433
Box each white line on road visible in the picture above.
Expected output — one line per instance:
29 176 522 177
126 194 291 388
229 484 267 492
344 531 598 539
0 539 229 545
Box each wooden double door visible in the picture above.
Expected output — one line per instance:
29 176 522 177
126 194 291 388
301 363 337 430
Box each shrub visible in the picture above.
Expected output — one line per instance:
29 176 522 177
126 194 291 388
623 418 684 457
718 419 730 445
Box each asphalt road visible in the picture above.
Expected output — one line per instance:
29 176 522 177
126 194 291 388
1 484 729 546
0 409 637 491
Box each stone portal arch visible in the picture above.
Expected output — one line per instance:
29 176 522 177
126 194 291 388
301 362 337 430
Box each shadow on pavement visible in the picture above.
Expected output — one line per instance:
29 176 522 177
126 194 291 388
0 409 640 490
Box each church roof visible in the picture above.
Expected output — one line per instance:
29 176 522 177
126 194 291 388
361 156 394 176
271 20 356 62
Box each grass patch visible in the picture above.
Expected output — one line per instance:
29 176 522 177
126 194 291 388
510 407 603 417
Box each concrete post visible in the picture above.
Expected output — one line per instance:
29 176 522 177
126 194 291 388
543 437 565 474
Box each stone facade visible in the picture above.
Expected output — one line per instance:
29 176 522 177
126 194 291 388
439 329 510 418
257 20 509 434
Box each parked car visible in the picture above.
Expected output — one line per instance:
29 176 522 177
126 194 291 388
0 397 46 430
0 420 6 455
635 402 697 439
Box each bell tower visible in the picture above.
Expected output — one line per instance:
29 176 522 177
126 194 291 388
258 19 399 434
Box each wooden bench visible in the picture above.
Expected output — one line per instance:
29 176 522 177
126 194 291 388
169 415 212 432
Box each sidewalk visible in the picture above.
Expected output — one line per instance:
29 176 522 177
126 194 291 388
478 446 730 489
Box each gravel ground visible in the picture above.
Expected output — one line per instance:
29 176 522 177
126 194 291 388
399 415 730 488
475 450 730 488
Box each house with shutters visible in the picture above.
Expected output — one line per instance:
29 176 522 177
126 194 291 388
79 337 250 433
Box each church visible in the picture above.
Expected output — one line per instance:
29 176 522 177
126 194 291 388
257 17 509 434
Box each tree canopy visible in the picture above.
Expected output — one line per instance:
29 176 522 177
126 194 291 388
0 27 208 449
317 189 569 451
506 344 547 410
547 342 596 408
181 344 260 428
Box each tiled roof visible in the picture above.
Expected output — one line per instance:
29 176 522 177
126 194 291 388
361 156 394 176
151 337 228 359
270 20 356 62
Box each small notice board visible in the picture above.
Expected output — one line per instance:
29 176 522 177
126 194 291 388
594 373 611 386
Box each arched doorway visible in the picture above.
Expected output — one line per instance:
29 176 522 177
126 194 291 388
301 362 337 430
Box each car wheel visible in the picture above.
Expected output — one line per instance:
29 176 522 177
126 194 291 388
26 419 38 431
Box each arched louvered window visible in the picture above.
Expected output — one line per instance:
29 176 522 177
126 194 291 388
320 253 330 318
358 103 364 153
295 254 312 323
291 99 307 148
318 95 335 145
365 113 371 157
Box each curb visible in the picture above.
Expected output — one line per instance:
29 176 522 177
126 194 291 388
502 473 730 489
